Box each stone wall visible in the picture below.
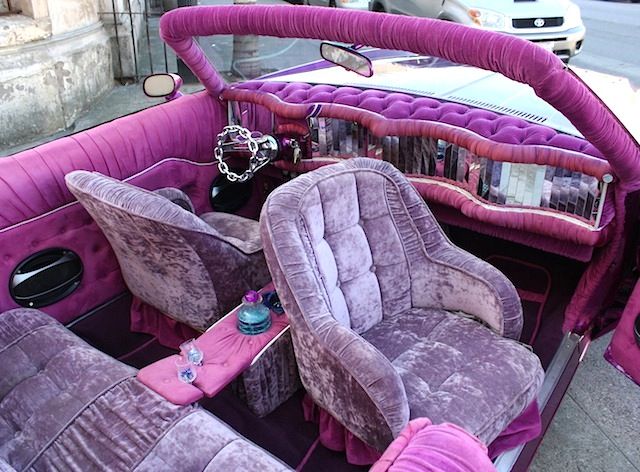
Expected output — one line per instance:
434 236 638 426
98 0 145 79
0 0 113 149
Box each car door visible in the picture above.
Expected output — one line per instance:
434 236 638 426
0 93 227 355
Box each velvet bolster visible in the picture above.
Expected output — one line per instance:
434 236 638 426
370 418 496 472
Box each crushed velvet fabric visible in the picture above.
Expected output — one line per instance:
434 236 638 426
65 170 270 331
234 330 301 417
0 457 15 472
260 158 543 452
370 418 496 472
0 308 292 471
155 186 197 213
362 308 542 444
134 410 291 471
200 212 263 255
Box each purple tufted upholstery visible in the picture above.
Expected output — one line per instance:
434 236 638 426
260 158 543 451
65 170 270 332
234 81 602 158
0 308 292 471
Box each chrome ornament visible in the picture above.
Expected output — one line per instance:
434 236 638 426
214 125 279 182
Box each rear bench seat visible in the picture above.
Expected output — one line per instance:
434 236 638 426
0 308 291 472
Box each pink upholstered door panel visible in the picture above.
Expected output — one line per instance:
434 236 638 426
0 92 226 323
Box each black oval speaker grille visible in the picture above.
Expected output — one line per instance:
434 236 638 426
10 248 83 308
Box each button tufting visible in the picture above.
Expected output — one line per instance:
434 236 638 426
370 265 376 273
235 82 601 158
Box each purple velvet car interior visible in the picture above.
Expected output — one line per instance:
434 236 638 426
157 5 639 334
1 4 637 334
1 3 639 471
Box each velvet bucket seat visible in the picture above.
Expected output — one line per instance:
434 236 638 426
65 170 270 332
260 158 544 451
65 171 299 416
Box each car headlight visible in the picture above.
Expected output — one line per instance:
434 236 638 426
564 3 583 29
468 8 507 30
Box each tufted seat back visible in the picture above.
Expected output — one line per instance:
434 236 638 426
298 169 413 333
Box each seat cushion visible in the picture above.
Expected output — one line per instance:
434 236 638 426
0 308 291 471
361 307 543 445
200 212 262 254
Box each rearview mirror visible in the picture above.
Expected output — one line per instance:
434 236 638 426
143 73 183 100
320 42 373 78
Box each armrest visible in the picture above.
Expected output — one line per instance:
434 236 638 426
295 321 410 451
403 186 523 340
414 243 523 340
404 192 523 339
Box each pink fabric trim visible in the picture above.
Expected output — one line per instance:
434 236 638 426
159 5 640 190
487 400 542 459
409 177 606 246
192 282 290 397
130 297 200 349
302 394 382 466
0 92 222 230
302 394 540 467
371 419 496 472
137 354 204 405
605 278 640 385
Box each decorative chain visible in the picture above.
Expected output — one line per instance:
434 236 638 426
214 125 264 183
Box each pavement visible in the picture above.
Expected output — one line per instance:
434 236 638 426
3 1 640 471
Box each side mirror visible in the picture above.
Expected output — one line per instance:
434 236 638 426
320 42 373 78
143 73 183 100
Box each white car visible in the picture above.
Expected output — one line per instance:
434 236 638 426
369 0 586 62
304 0 369 10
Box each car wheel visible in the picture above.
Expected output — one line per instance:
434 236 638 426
329 0 336 7
371 2 386 12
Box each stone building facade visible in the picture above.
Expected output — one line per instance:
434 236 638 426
0 0 145 149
